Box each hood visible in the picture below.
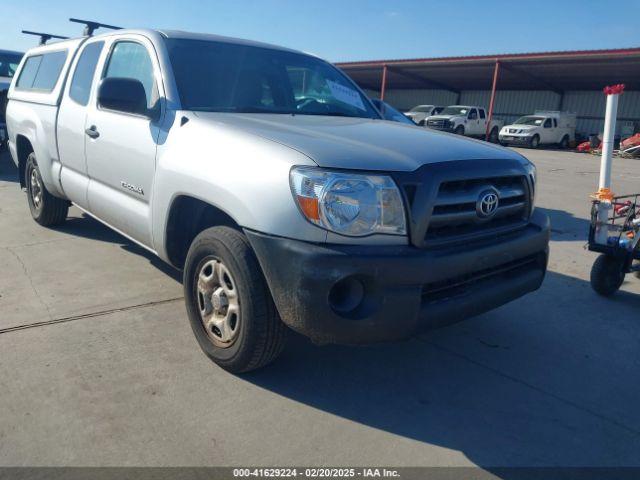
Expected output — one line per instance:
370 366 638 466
427 114 462 121
503 124 537 131
192 113 523 172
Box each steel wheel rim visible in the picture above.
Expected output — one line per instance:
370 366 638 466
195 257 240 348
30 167 43 210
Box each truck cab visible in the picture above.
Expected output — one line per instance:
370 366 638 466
499 111 576 148
425 105 504 142
7 27 549 373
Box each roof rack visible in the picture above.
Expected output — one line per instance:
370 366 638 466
22 30 69 45
69 18 122 36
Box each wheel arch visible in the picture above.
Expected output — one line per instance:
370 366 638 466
164 195 242 269
16 134 35 189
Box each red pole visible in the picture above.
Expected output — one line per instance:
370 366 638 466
380 64 388 101
485 60 500 141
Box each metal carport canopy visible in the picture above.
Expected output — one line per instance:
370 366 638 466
336 47 640 93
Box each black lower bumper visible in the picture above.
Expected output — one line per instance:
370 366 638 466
246 210 550 345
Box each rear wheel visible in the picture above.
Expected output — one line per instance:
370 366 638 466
489 127 499 143
25 153 68 227
183 226 287 373
559 135 569 149
529 134 540 149
590 254 626 296
454 125 465 135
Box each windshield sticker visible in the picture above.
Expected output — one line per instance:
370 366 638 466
326 80 366 111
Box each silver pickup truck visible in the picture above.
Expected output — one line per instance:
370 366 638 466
6 28 550 372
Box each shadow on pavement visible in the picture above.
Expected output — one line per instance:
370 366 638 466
0 150 19 183
241 269 640 475
538 207 590 242
51 214 182 283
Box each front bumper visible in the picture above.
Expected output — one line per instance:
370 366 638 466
500 134 532 144
246 210 550 345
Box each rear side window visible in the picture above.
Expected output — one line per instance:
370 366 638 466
16 50 68 92
479 109 486 119
16 56 42 88
69 41 104 105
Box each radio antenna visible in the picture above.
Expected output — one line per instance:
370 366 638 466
22 30 69 45
69 18 122 36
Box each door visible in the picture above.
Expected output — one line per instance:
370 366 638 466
57 40 105 208
85 37 163 247
478 108 487 135
467 108 480 135
541 118 554 144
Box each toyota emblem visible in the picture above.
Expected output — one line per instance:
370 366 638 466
477 190 499 218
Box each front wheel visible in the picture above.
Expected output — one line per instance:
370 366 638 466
529 135 540 149
25 153 68 226
183 226 287 373
454 125 465 135
590 254 626 296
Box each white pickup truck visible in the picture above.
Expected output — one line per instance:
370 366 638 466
499 111 576 148
425 105 504 142
6 26 549 372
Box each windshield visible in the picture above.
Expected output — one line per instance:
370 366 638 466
514 116 545 126
440 106 469 116
0 52 22 78
165 39 379 119
409 105 433 113
372 99 414 124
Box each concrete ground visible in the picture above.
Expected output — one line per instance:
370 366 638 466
1 147 640 470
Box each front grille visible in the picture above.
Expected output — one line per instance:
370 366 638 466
424 175 529 246
426 119 450 129
421 253 542 303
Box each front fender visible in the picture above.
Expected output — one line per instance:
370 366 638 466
151 113 327 263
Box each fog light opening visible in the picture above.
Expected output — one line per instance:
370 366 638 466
328 276 365 314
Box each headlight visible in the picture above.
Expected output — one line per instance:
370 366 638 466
290 166 407 236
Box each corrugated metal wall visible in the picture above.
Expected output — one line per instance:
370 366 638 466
380 88 640 137
381 89 459 108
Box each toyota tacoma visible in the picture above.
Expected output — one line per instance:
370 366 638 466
6 27 549 372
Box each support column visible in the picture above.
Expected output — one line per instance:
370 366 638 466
380 64 388 101
485 60 500 141
595 84 625 245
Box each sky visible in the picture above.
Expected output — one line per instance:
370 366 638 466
2 0 639 61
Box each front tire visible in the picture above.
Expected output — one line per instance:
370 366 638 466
529 134 540 149
454 125 465 135
183 226 286 373
590 254 625 297
25 153 68 227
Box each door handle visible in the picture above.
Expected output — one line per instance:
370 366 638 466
85 126 100 139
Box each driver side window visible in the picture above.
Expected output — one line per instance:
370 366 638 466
468 109 478 120
544 118 552 128
104 41 158 109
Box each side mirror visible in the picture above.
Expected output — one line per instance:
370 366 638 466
98 77 150 117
